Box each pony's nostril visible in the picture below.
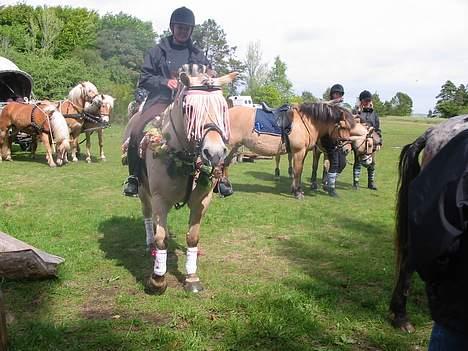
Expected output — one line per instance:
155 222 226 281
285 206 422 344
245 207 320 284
203 149 211 160
223 147 227 155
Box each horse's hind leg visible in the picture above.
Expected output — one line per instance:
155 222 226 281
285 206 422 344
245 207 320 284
98 130 106 161
389 261 415 333
139 180 154 252
287 153 293 178
274 154 281 180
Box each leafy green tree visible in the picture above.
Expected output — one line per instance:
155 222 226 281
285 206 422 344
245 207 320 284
250 84 282 107
301 91 318 103
244 41 268 92
33 7 63 55
371 92 387 115
268 56 292 102
435 80 463 118
389 92 413 116
322 87 331 100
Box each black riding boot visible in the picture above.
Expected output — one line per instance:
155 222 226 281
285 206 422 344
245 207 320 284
326 172 338 197
123 143 140 197
214 177 234 197
367 166 377 190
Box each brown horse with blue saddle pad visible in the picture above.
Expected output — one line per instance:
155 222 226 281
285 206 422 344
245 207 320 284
224 102 356 198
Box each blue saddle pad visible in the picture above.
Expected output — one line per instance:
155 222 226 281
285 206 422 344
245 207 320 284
254 109 291 136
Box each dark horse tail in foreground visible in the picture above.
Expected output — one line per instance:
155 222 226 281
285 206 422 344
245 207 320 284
390 115 468 332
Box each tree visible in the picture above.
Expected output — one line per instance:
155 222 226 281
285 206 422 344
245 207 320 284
435 80 463 118
301 91 318 103
322 87 331 100
371 92 387 116
249 84 282 107
34 7 63 55
96 13 156 71
268 56 292 102
389 92 413 116
243 41 268 92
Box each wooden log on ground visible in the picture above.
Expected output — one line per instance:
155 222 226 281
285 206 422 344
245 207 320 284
0 231 64 280
0 289 7 351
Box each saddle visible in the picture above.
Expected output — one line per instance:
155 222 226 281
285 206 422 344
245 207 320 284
261 102 290 114
254 102 291 137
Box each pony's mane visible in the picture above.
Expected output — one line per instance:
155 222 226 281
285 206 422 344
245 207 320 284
68 81 98 106
298 102 356 127
179 63 209 78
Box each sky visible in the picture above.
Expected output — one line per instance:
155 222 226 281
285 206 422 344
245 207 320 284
3 0 468 113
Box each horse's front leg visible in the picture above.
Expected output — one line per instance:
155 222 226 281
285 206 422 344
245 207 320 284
310 147 320 190
85 132 92 163
146 196 170 295
41 132 56 167
389 258 415 333
291 148 307 199
184 190 213 293
31 135 38 159
71 132 79 162
98 129 106 161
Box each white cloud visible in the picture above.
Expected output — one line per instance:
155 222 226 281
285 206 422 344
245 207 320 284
3 0 467 113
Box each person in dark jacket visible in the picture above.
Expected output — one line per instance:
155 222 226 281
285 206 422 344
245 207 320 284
407 129 468 350
323 83 347 197
353 90 382 190
123 6 210 196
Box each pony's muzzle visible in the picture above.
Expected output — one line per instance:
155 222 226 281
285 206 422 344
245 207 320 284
202 145 227 166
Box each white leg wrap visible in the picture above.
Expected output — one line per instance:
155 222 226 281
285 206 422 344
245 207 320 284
144 218 154 247
186 247 198 275
153 249 167 276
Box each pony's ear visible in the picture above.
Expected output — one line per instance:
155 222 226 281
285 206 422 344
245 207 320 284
368 126 375 134
214 72 239 86
180 72 191 87
339 120 347 129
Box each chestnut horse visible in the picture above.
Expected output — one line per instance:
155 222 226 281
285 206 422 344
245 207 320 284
390 115 468 333
224 103 356 198
127 64 237 294
0 102 70 167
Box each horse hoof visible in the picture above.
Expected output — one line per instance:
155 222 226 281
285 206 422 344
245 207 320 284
294 192 305 200
72 158 78 162
49 163 57 168
274 175 280 181
101 157 107 162
86 159 91 164
391 316 415 333
184 277 204 293
146 274 167 295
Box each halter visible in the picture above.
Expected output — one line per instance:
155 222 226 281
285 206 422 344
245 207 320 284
166 85 230 209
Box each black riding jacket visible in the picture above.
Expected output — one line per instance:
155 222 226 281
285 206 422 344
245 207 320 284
138 36 210 110
358 109 382 141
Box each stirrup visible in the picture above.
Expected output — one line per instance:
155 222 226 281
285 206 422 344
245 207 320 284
123 176 139 197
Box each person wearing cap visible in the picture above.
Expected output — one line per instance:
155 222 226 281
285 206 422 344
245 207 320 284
123 6 210 197
322 84 348 197
353 90 382 190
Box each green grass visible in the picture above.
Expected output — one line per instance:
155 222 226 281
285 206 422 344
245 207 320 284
0 118 438 350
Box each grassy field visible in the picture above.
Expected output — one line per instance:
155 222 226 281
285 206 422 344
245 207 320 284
0 118 436 351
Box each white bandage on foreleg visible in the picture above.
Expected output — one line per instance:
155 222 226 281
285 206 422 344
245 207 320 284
144 218 154 246
153 249 167 276
186 247 198 275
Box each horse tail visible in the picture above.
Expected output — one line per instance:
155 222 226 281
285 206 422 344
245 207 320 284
394 132 427 276
49 110 70 146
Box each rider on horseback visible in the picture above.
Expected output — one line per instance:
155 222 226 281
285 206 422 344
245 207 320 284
323 83 348 197
353 90 382 190
123 7 210 196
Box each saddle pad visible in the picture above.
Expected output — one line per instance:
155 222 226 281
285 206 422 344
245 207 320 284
254 109 291 136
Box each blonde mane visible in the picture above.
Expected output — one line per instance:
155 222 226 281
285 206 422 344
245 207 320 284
68 81 98 107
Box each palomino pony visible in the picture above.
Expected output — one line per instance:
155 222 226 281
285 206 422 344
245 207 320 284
83 94 114 162
225 103 356 198
131 64 237 294
390 115 468 333
0 102 70 167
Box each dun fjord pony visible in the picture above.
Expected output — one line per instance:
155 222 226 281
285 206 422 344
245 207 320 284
390 115 468 333
0 102 70 167
83 94 114 162
225 103 356 198
309 119 378 190
130 65 237 294
57 82 103 162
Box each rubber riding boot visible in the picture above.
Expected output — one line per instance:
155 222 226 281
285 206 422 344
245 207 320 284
215 178 234 197
123 176 139 197
328 186 338 197
368 180 378 191
327 172 338 197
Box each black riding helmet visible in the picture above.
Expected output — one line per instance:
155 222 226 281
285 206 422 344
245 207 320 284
330 84 344 98
170 7 195 27
359 90 372 101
